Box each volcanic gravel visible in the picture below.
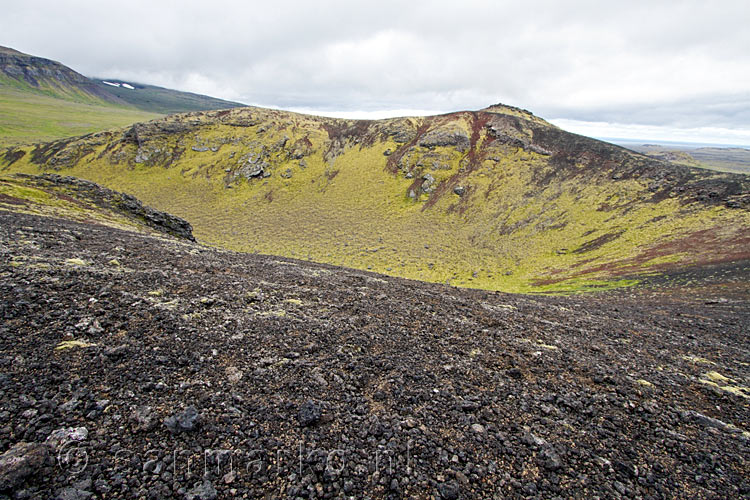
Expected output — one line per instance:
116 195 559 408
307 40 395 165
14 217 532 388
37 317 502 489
0 210 748 499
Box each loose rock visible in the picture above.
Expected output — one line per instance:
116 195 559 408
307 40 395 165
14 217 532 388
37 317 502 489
0 442 47 491
164 406 200 433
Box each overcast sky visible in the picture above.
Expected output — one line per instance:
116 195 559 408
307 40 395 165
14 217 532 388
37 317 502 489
3 0 749 145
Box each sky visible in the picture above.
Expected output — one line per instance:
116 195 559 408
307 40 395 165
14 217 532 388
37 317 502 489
2 0 749 145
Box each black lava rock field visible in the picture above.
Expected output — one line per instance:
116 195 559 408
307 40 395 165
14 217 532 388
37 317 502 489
1 207 749 499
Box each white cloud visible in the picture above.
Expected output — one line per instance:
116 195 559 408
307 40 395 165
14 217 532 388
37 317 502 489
1 0 749 144
551 119 750 147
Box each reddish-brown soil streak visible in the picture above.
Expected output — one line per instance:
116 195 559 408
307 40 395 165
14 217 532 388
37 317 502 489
535 227 750 285
386 121 431 174
424 113 492 211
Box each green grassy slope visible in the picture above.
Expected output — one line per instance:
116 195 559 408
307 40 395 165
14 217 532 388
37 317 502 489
0 84 161 146
3 105 749 293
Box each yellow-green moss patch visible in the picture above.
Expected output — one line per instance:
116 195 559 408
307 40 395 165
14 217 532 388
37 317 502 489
55 340 96 350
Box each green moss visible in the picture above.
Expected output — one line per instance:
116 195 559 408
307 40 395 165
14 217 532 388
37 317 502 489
0 180 54 203
256 309 287 318
683 355 716 365
700 371 750 399
64 258 88 266
703 371 734 384
0 85 161 146
5 106 748 294
55 340 96 350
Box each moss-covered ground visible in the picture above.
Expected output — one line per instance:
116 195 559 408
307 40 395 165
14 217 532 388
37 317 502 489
3 105 748 293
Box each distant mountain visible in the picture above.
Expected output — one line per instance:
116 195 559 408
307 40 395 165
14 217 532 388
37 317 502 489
91 79 246 115
0 45 124 105
3 103 749 293
0 46 245 145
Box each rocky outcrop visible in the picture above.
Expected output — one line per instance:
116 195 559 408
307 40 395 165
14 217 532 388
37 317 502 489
418 127 470 152
15 174 195 241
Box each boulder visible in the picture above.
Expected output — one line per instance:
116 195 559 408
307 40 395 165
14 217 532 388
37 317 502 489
418 128 470 152
0 442 48 490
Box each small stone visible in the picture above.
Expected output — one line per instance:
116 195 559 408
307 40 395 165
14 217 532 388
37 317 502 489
403 417 417 429
613 460 638 478
143 459 163 475
225 366 243 384
540 447 563 471
21 409 38 419
87 319 104 335
104 344 130 360
453 186 465 196
164 406 200 433
471 423 485 433
185 480 217 500
56 487 93 500
297 400 322 427
132 406 155 431
94 479 110 495
311 368 328 387
438 481 460 499
523 482 537 495
46 427 88 449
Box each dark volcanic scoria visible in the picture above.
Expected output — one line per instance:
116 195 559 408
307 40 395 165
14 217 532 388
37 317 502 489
0 209 748 499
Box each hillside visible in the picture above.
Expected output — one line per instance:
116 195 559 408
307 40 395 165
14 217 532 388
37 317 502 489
0 46 244 145
3 104 749 293
91 79 246 115
0 46 123 104
0 174 748 499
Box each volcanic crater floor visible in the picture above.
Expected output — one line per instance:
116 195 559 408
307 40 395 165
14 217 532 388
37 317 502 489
1 210 749 499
